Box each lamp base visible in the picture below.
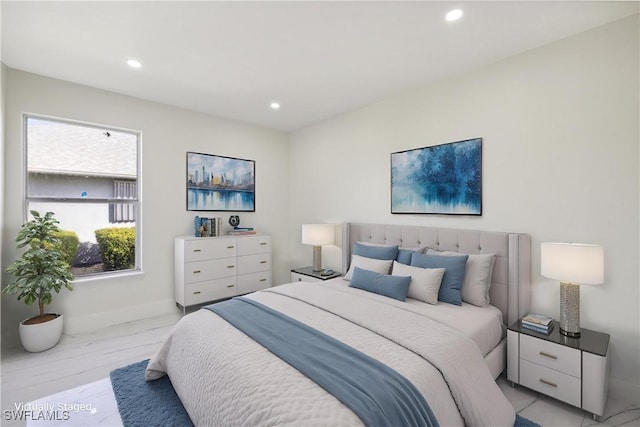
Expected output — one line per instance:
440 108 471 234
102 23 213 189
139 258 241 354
559 282 581 338
312 245 323 272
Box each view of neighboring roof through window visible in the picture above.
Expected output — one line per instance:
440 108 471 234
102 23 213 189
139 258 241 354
25 116 141 279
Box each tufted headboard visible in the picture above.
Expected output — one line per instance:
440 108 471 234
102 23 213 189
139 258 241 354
342 223 531 326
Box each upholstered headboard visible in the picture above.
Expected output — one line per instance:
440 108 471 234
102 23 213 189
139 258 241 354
342 223 531 326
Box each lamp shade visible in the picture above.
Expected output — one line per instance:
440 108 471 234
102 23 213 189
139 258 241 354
301 224 334 246
541 242 604 285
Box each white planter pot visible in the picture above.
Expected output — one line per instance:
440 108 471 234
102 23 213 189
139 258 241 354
19 314 64 352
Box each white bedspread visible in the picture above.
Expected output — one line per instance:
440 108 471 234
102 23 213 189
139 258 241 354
321 278 505 356
146 282 515 427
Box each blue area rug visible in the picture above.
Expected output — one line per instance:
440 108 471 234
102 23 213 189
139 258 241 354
110 359 193 427
110 359 540 427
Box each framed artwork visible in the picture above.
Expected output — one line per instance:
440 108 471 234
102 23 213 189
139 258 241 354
391 138 482 215
186 152 255 211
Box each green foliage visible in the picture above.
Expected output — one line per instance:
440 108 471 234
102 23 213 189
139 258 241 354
3 211 74 318
54 230 79 266
95 227 135 271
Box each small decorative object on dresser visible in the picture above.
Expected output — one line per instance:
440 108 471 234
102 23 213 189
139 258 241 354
175 234 271 314
541 242 604 337
291 266 341 283
507 319 610 420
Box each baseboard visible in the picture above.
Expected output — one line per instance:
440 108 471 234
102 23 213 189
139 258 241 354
609 376 640 405
63 298 177 335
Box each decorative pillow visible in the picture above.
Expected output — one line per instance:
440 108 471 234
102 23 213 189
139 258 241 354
349 267 411 302
344 255 394 281
410 253 468 306
426 249 496 307
392 261 444 305
353 242 399 260
396 247 427 265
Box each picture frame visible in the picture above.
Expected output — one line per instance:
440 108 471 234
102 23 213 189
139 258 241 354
186 152 255 211
391 138 482 215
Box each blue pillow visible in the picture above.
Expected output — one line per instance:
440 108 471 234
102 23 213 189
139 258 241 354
396 248 414 265
349 267 411 301
353 242 399 260
410 253 468 305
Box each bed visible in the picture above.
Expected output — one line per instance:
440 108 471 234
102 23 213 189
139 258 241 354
146 222 531 427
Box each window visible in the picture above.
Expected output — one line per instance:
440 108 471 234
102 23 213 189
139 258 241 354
25 115 141 278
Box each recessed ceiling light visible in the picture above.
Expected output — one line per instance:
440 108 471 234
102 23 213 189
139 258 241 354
270 102 281 110
127 59 142 68
445 9 464 22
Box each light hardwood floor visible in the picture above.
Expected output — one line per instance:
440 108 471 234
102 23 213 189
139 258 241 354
1 313 181 427
1 312 639 427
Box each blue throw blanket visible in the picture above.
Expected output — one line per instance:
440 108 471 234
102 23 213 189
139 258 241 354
205 297 439 427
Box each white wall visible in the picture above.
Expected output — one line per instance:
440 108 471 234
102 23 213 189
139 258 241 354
1 63 6 319
1 70 290 347
289 15 639 400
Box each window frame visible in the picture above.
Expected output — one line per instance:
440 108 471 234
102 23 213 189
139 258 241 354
22 113 143 281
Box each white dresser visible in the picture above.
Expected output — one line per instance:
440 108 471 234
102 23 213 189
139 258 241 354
175 234 272 311
507 320 610 419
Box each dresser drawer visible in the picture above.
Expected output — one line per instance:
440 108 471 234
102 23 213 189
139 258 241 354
520 359 581 407
520 334 581 378
237 253 271 275
184 258 237 283
237 236 271 256
237 271 271 295
184 279 237 306
184 238 237 262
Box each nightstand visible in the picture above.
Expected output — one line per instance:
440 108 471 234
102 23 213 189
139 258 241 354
507 319 610 419
290 266 342 283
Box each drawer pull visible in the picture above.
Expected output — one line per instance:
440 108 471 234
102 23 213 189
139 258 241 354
226 284 235 288
193 249 202 253
227 245 235 249
260 242 268 246
193 270 201 274
539 379 558 388
193 291 202 295
227 265 235 269
260 278 267 282
260 260 267 264
539 351 558 360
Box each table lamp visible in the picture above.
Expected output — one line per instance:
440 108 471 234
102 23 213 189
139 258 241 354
541 242 604 337
302 224 334 272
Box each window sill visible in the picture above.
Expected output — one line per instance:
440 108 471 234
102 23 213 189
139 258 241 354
73 269 145 284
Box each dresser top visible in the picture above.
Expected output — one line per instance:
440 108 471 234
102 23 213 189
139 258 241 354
509 320 609 357
178 233 267 240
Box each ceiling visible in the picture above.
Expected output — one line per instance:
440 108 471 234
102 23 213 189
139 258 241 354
2 1 638 132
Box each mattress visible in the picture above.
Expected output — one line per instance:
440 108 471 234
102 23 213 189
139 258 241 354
321 277 505 356
146 281 515 427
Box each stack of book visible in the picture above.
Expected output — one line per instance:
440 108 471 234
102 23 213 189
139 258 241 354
228 227 256 236
521 313 554 335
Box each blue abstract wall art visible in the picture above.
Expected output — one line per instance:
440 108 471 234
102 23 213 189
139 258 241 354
391 138 482 215
187 152 255 211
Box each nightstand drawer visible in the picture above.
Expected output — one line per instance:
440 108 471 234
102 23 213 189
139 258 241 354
520 359 581 407
520 334 581 378
291 272 322 283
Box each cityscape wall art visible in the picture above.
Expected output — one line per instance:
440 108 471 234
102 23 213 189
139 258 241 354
187 152 255 211
391 138 482 215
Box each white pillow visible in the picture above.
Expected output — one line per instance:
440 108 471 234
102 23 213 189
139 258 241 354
392 261 444 305
344 255 393 281
426 249 496 307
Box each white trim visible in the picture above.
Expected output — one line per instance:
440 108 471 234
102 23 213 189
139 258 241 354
62 298 176 335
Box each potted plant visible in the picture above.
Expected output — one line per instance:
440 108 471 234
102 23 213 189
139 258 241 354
3 211 74 352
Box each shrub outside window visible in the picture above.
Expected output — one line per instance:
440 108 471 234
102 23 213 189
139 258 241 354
24 115 141 278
